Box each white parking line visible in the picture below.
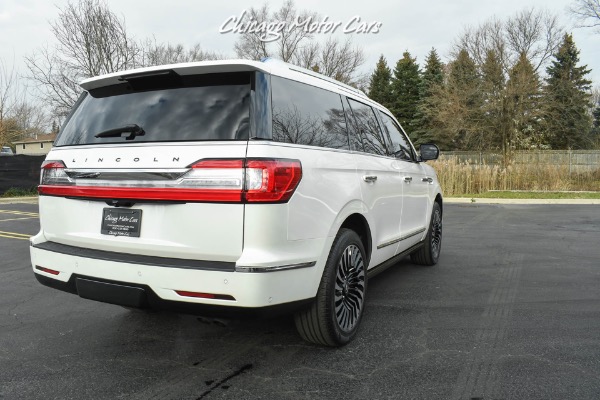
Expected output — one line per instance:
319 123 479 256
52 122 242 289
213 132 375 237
0 217 38 222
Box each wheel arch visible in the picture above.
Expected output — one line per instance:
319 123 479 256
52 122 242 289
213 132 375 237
339 213 372 266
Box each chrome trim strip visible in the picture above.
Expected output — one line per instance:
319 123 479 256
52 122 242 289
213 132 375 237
377 237 402 250
377 227 427 249
235 261 316 273
65 169 189 181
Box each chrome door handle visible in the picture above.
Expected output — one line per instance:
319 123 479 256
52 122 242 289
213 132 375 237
363 175 378 183
422 177 433 183
404 176 413 183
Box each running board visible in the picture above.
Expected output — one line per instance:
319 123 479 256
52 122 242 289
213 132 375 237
367 242 424 279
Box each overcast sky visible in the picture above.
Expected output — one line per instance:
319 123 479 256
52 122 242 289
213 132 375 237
1 0 599 89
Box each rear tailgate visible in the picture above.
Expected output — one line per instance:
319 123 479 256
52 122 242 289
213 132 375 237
39 143 247 262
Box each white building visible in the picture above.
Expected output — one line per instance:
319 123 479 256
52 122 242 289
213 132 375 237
13 134 57 155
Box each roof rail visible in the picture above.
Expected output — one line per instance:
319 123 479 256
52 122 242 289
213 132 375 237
261 57 368 99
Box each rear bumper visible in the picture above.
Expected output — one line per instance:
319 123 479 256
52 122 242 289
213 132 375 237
30 242 322 311
34 273 313 318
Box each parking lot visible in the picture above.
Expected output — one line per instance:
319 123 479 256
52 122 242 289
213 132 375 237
0 201 599 400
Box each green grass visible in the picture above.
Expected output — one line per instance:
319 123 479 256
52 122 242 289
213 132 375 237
453 191 600 199
1 186 38 198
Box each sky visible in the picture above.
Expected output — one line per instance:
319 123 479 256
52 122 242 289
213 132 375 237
1 0 599 95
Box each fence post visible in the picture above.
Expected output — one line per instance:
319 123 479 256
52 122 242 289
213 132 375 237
568 150 572 176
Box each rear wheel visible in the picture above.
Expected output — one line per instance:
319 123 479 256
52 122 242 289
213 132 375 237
411 201 442 266
294 229 367 346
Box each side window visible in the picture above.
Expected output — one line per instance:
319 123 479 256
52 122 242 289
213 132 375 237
378 112 414 161
346 98 388 156
271 76 349 150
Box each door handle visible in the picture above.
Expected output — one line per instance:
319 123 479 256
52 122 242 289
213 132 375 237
404 176 413 183
363 175 378 183
422 177 433 183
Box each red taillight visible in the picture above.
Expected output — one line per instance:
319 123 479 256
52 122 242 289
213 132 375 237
35 266 60 275
245 159 302 203
41 160 66 170
39 160 72 190
190 159 244 169
38 186 243 202
38 158 302 203
175 290 236 301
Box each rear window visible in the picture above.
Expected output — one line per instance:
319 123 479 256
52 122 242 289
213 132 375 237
55 72 251 147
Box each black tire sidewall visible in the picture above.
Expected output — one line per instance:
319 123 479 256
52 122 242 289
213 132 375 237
322 229 368 345
429 203 442 263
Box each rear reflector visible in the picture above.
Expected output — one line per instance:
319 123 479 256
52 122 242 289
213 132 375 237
175 290 236 301
38 158 302 203
35 266 60 275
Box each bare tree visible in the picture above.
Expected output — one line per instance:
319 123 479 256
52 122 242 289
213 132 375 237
0 61 22 147
137 38 223 67
233 5 271 60
454 8 563 73
569 0 600 32
233 0 365 86
0 60 47 147
505 9 563 71
26 0 222 118
25 0 137 116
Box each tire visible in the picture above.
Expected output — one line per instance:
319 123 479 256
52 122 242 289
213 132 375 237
411 201 442 266
294 228 367 346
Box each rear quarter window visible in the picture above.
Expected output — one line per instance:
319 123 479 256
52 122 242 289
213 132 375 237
271 76 349 150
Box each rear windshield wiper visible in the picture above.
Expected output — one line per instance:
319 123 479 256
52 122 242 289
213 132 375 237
94 124 145 141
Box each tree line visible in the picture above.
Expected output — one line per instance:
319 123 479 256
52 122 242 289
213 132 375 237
369 9 599 155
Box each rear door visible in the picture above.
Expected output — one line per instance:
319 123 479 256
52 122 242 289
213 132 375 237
345 98 404 268
38 71 252 263
377 111 430 251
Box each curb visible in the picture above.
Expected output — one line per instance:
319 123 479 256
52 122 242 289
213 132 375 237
445 197 600 205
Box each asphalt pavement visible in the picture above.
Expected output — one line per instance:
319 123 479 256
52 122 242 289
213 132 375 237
0 202 599 400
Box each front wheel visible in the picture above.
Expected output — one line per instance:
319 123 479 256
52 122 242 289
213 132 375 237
410 201 442 266
294 229 367 346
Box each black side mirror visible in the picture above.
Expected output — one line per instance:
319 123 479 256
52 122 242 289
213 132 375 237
419 143 440 161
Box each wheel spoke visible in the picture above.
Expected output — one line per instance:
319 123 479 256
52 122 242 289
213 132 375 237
333 244 366 333
430 209 443 257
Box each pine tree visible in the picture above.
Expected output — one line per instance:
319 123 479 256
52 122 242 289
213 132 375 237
480 50 505 151
390 52 421 134
445 49 482 149
506 52 543 150
368 55 393 109
543 33 592 149
414 49 482 150
412 48 444 145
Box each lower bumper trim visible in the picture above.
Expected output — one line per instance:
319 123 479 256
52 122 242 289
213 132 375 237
235 261 316 273
34 272 314 318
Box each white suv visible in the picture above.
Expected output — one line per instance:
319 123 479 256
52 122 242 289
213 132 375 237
31 59 443 346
